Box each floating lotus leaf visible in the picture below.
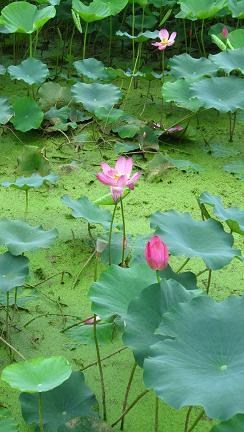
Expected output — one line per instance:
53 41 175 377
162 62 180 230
163 79 202 112
2 173 58 191
0 219 58 255
228 0 244 18
38 82 72 110
71 82 121 113
8 58 49 85
0 408 18 432
58 418 113 432
224 158 244 181
0 2 56 33
66 322 114 345
151 210 241 269
95 107 125 124
191 77 244 113
0 252 29 293
89 263 159 320
209 49 244 75
123 279 201 367
61 195 113 229
20 371 98 429
0 97 13 125
176 0 228 19
170 54 217 79
211 414 244 431
1 356 72 393
72 0 110 22
144 295 244 420
11 97 44 132
200 192 244 235
227 29 244 49
74 58 109 81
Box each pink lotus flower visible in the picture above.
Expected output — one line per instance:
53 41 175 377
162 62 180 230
144 236 169 270
152 29 177 51
222 27 229 39
96 156 141 202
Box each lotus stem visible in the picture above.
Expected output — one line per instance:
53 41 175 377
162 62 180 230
201 20 206 57
81 347 127 371
83 22 89 59
38 393 44 432
29 33 33 58
206 269 212 295
187 409 205 432
176 258 190 273
5 292 10 342
108 16 113 65
184 407 193 432
156 270 161 284
24 189 29 220
0 336 26 360
111 389 149 428
108 203 118 266
183 20 188 53
120 198 126 267
154 396 159 432
229 112 237 142
120 362 137 430
132 0 135 69
72 252 95 289
194 22 202 56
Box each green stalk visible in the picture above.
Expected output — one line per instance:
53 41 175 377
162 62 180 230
6 292 10 342
184 407 193 432
120 363 137 430
108 16 113 65
183 20 188 53
200 20 206 57
132 0 135 69
176 258 190 273
160 49 165 125
188 409 205 432
38 393 44 432
123 43 141 106
154 396 159 432
120 198 126 267
29 33 33 58
24 189 29 220
108 203 118 265
156 270 161 284
206 269 212 295
83 22 89 59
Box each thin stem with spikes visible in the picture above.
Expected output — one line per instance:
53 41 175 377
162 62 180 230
111 389 149 428
108 203 118 266
120 363 137 430
120 198 126 267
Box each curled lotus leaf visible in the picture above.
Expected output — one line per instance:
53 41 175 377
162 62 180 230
191 77 244 113
227 0 244 18
176 0 228 19
151 210 241 269
72 0 110 23
74 58 109 81
0 219 58 255
144 295 244 420
8 58 49 85
170 53 218 79
0 97 13 125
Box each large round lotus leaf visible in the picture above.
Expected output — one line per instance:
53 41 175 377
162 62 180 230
191 77 244 113
151 210 241 269
74 58 109 81
1 356 72 393
89 263 159 320
144 295 244 420
209 49 244 75
38 82 72 111
71 82 121 113
0 97 13 125
11 97 44 132
20 371 98 429
0 2 56 33
228 0 244 18
176 0 227 19
99 0 128 16
0 252 29 293
170 54 218 79
0 219 58 255
0 408 18 432
8 58 49 85
61 195 113 229
211 414 244 431
2 173 58 191
227 29 244 49
72 0 110 22
58 418 113 432
163 79 202 112
123 279 201 367
200 192 244 235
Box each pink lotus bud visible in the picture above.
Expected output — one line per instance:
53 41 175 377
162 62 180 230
83 315 101 325
144 236 169 270
222 27 228 39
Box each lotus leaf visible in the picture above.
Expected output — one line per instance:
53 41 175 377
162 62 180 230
163 79 202 111
176 0 228 19
211 414 244 431
191 77 244 113
0 219 58 255
227 29 244 49
2 173 58 191
151 210 241 269
144 295 244 420
0 408 18 432
74 58 109 81
227 0 244 18
209 49 244 74
71 82 121 113
8 58 49 85
0 252 29 293
11 97 44 132
72 0 110 22
170 53 218 79
0 98 13 125
1 356 72 393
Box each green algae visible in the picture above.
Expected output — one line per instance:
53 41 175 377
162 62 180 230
0 76 243 432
